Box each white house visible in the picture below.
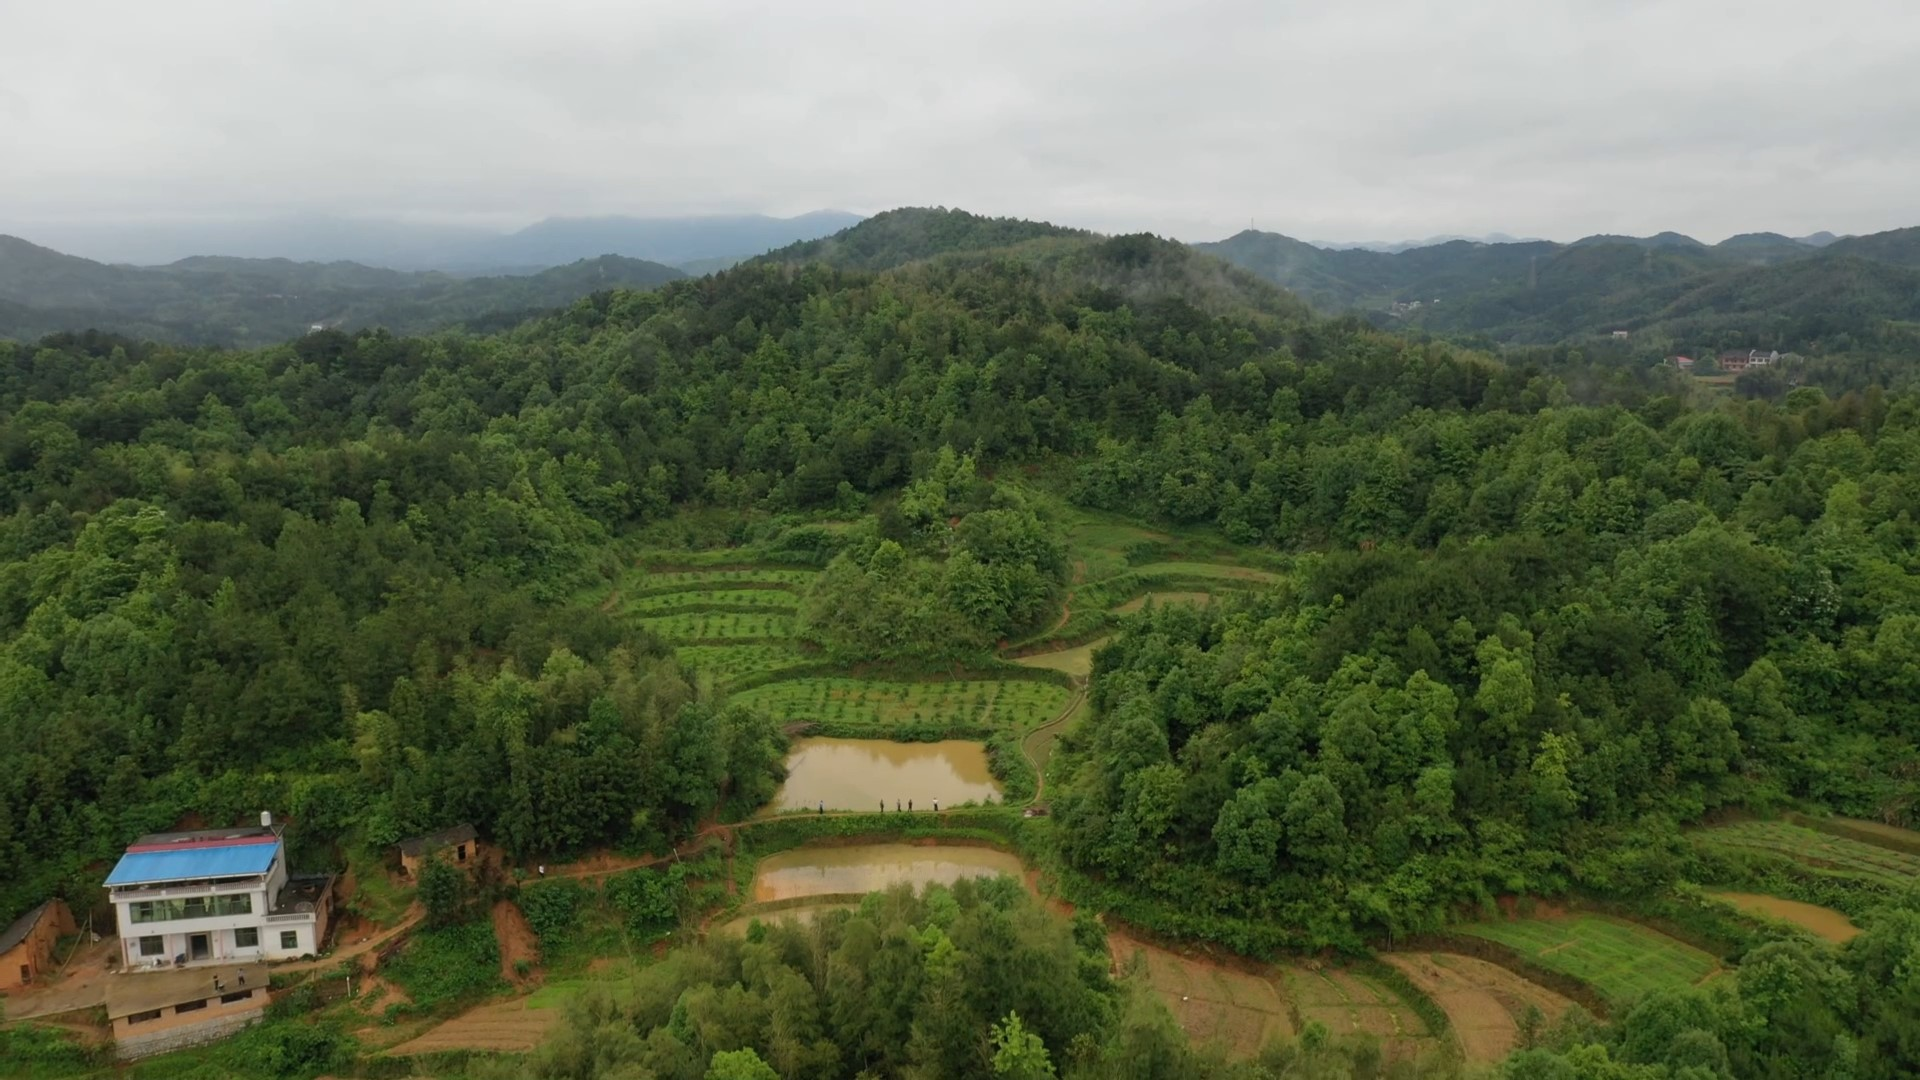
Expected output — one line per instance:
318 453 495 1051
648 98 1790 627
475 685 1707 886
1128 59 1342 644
106 822 332 971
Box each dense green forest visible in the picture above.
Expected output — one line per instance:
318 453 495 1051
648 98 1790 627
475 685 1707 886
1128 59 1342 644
0 234 685 345
7 208 1920 1077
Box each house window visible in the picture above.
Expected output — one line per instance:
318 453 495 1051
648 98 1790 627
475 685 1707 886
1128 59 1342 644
280 931 299 950
127 1009 162 1024
139 935 165 957
220 990 253 1004
128 894 252 923
234 927 258 949
174 999 207 1014
456 843 467 862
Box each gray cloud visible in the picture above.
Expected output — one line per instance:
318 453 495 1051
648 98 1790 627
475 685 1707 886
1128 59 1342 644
3 0 1917 244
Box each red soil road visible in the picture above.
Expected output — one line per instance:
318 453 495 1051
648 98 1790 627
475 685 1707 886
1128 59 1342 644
493 899 540 984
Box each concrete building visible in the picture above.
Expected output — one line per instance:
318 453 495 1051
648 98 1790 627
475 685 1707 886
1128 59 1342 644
0 899 76 990
106 823 332 970
106 961 266 1060
396 823 482 880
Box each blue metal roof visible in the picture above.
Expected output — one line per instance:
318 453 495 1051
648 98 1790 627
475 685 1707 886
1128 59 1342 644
104 841 279 886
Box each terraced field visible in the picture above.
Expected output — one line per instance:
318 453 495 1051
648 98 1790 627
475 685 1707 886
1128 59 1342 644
635 567 818 591
673 643 813 684
1109 932 1293 1060
627 588 799 614
1457 915 1717 1004
1692 820 1920 885
1279 965 1436 1060
1383 952 1575 1064
637 611 797 642
734 678 1071 732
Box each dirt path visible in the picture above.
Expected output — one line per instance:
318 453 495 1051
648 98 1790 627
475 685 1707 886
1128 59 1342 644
493 899 539 984
1020 688 1088 804
277 904 426 974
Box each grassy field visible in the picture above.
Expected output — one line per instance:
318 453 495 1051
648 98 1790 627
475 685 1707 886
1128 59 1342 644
733 677 1071 732
1692 820 1920 886
1012 638 1108 678
1457 915 1717 1003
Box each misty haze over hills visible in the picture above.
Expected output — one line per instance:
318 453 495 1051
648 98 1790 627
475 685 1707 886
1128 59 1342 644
2 210 865 272
3 205 1914 352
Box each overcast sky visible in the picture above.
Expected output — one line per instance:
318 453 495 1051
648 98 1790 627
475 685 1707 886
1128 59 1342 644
3 0 1917 244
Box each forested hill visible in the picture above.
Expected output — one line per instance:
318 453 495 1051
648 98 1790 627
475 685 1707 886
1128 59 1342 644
756 211 1310 321
753 206 1092 271
0 234 685 346
1198 223 1920 352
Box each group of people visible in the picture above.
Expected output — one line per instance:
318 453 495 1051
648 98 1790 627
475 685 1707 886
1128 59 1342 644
809 799 940 813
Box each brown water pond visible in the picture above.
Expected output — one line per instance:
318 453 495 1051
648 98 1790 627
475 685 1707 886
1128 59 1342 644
767 738 1001 813
717 903 858 936
750 843 1028 902
1710 892 1860 943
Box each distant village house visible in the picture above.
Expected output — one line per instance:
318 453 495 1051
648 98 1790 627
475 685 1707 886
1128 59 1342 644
1717 349 1780 373
396 823 483 880
1668 355 1695 370
1611 329 1630 339
106 961 266 1060
105 818 333 971
0 899 76 990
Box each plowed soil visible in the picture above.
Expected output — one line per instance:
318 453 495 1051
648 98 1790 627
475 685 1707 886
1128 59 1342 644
1382 952 1574 1063
1280 965 1433 1059
385 997 560 1055
1108 931 1292 1059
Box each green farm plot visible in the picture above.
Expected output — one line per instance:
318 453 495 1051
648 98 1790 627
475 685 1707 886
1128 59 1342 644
638 611 796 642
1458 915 1717 1003
733 678 1072 732
1127 561 1280 583
626 588 800 614
674 643 813 684
633 567 817 593
1692 820 1920 885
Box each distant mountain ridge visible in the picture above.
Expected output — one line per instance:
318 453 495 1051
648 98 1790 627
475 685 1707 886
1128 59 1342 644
1194 222 1919 350
6 210 866 271
0 234 686 346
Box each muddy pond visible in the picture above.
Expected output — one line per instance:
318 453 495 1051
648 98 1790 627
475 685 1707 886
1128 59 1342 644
750 843 1028 902
1710 891 1861 943
766 737 1002 813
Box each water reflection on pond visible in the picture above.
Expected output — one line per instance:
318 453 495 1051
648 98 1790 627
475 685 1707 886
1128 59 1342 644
750 843 1027 902
768 737 1002 812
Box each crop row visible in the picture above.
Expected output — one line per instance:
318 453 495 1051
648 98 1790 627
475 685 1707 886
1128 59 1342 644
1457 916 1715 1003
732 678 1072 730
1692 820 1920 885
